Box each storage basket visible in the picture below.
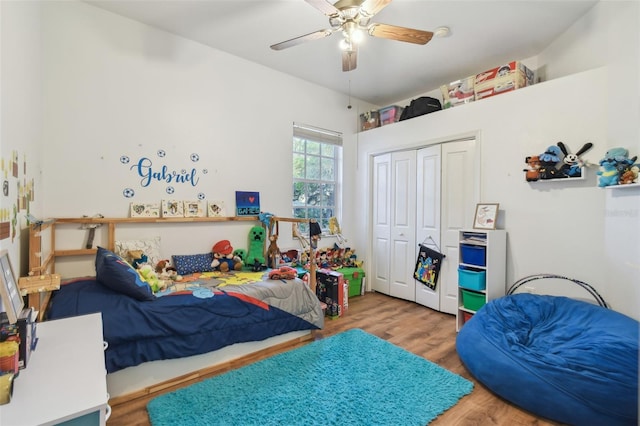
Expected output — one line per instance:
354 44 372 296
463 311 474 323
461 289 486 311
458 266 486 291
460 244 486 266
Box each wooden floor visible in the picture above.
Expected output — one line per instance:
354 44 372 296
108 292 560 425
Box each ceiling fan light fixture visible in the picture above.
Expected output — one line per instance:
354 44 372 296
339 38 352 51
350 28 365 44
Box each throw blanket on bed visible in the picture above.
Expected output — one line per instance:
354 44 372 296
47 276 323 373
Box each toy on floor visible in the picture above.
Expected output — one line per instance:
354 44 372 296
211 240 243 272
557 141 593 177
247 225 266 271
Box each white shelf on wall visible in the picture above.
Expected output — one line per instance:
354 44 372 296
603 183 640 189
528 167 586 182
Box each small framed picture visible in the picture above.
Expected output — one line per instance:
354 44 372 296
161 200 184 218
473 203 499 230
183 200 204 218
130 203 160 218
207 200 226 217
0 250 24 324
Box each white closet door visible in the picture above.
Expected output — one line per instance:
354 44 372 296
440 139 479 314
415 145 442 309
372 154 391 294
389 150 417 301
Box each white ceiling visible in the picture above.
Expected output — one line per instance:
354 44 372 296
84 0 598 106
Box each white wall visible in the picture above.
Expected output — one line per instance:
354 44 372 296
0 1 44 274
37 1 376 276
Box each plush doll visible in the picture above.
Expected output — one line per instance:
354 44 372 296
538 145 563 179
233 248 247 266
597 147 631 187
266 234 281 269
155 259 182 281
619 166 639 185
523 156 541 182
557 142 593 178
138 264 165 292
127 250 149 269
211 240 243 272
247 226 266 271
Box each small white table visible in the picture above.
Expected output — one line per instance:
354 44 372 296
0 313 109 425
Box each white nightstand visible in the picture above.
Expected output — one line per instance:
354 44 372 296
0 313 109 425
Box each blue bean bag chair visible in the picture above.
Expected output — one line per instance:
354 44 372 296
456 293 638 425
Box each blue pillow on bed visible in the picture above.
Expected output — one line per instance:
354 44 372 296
172 252 214 275
95 247 155 301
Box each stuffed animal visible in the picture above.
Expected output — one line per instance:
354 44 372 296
247 226 266 271
597 147 632 187
138 264 165 293
233 248 247 266
523 155 541 182
619 166 639 185
211 240 243 272
266 234 281 269
127 250 149 269
155 259 182 281
538 145 563 179
557 142 593 178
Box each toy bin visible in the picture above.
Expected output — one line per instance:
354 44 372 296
461 289 486 311
460 244 486 266
462 311 474 323
337 267 365 298
378 105 404 126
458 266 486 291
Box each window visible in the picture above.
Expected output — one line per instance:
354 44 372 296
292 123 342 234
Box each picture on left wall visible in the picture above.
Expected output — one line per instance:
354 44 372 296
1 151 36 241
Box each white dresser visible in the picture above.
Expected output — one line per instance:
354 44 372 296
0 313 109 425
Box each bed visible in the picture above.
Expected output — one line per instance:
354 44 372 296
456 275 638 426
29 218 324 400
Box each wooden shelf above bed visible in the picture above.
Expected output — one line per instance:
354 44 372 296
53 215 260 224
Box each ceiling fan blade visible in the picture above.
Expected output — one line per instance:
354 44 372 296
305 0 341 17
368 23 434 45
360 0 392 17
342 49 358 72
270 29 333 51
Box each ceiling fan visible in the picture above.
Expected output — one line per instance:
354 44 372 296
270 0 434 72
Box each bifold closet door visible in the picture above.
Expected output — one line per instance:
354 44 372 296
388 150 417 301
415 145 442 310
371 151 417 301
372 154 391 294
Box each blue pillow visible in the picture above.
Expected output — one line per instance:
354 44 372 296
95 247 155 301
172 252 214 275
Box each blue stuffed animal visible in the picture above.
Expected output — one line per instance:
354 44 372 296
539 145 563 179
597 147 633 187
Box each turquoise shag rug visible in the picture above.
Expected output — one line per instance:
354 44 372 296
147 328 473 425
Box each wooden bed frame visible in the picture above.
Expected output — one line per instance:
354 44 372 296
25 215 319 402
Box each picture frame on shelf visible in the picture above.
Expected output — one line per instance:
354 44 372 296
0 250 24 324
207 200 226 217
161 200 184 218
183 200 205 218
129 203 160 218
473 203 499 230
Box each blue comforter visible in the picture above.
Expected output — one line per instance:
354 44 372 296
48 278 323 373
456 294 638 425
